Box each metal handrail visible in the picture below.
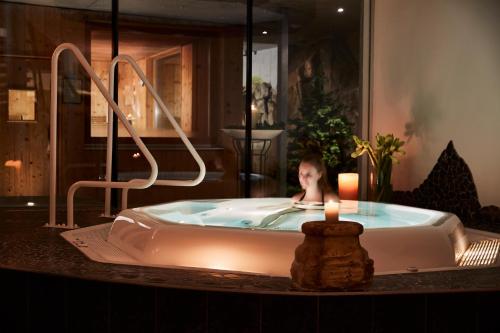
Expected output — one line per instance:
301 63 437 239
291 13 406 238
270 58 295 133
103 54 206 212
49 43 159 228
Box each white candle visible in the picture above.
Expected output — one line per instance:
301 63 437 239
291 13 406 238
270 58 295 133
338 173 359 201
324 200 339 223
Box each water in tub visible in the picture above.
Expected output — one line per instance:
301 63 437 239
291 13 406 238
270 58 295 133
141 198 436 231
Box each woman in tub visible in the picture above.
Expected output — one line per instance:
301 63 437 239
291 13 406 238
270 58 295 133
292 153 338 205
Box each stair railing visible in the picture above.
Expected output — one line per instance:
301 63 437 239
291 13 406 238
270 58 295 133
48 43 159 228
103 54 206 213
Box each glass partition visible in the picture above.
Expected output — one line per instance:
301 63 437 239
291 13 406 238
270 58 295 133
252 0 362 198
0 0 111 208
0 0 362 211
90 29 194 138
115 0 247 206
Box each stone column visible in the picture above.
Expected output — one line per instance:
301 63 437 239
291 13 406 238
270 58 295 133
291 220 374 290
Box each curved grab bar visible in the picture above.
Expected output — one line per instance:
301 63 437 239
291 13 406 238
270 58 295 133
49 43 158 228
104 54 206 212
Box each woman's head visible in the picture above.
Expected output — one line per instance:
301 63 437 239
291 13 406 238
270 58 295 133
298 154 330 191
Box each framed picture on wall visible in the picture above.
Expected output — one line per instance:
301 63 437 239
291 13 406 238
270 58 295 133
8 89 36 121
63 78 82 104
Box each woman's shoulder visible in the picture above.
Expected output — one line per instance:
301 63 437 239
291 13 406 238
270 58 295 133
291 192 305 202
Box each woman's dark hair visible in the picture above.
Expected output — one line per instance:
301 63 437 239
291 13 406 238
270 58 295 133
299 153 332 191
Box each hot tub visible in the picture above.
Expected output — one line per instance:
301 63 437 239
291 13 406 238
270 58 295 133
91 198 472 276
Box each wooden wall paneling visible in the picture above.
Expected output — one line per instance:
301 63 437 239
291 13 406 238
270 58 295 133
153 50 181 132
0 1 245 199
3 4 26 55
1 58 50 196
0 3 104 198
38 6 61 55
181 43 193 133
11 122 26 196
218 33 244 178
117 60 145 136
222 33 244 129
209 36 223 144
136 58 147 131
146 58 155 129
162 60 181 120
58 9 104 197
90 59 110 134
26 59 50 196
90 59 149 137
25 5 50 56
0 56 7 195
194 39 212 139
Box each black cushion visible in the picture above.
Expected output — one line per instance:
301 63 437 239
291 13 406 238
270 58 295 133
393 141 481 223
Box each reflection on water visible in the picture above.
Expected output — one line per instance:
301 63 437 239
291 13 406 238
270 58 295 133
140 198 442 231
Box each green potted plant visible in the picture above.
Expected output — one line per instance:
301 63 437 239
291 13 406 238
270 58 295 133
351 133 405 202
287 74 356 194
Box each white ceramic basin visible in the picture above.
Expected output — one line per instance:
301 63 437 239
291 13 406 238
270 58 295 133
221 128 283 140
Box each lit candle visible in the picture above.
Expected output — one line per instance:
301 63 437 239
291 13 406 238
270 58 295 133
251 103 259 127
324 200 339 223
338 173 359 201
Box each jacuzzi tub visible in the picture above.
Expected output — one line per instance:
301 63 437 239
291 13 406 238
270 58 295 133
99 198 471 276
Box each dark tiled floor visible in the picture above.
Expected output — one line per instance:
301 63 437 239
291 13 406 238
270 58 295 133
156 288 207 333
1 269 500 333
319 295 373 333
372 295 427 333
476 292 500 333
67 278 109 333
261 295 317 333
0 269 28 333
109 283 156 333
426 293 476 333
207 292 261 333
27 273 67 333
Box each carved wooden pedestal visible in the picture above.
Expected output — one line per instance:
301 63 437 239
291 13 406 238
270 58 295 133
291 221 374 290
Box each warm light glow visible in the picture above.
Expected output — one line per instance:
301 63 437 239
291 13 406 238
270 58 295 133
132 152 141 159
262 30 268 35
338 173 359 201
458 239 500 267
164 241 286 275
115 216 135 224
4 160 22 170
337 7 344 13
137 221 152 230
324 200 339 223
26 202 35 207
191 246 241 272
71 198 475 276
